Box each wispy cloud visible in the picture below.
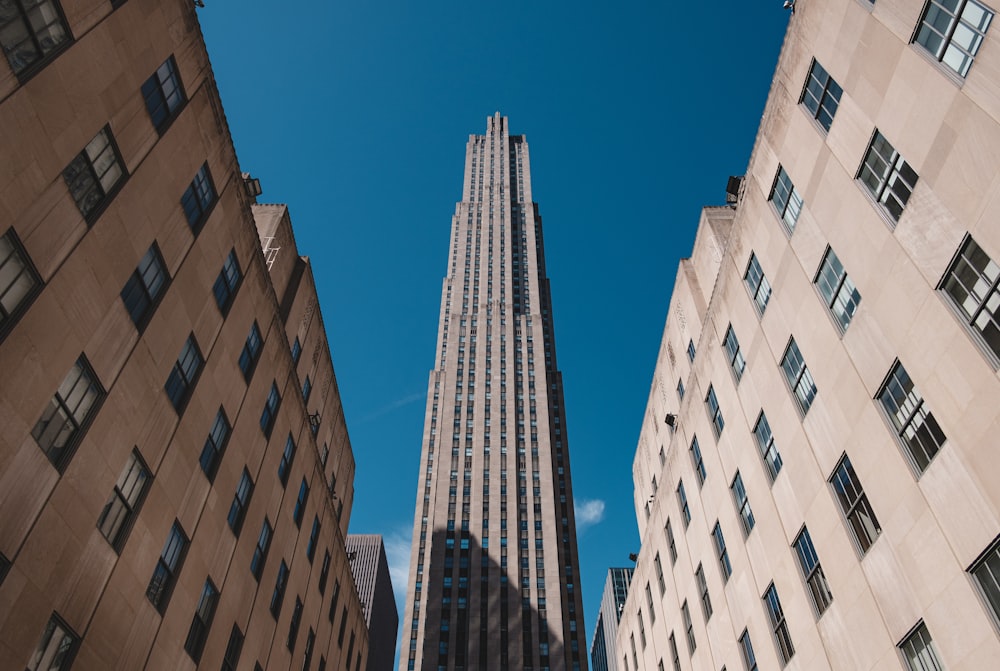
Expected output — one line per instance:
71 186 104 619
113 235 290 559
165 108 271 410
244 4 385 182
575 498 606 532
357 391 425 424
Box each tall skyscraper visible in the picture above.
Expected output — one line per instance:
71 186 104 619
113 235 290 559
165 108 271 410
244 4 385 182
346 534 399 671
401 114 587 671
590 567 634 671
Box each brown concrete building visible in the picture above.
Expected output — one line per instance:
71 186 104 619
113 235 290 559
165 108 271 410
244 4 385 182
400 114 588 670
0 1 368 669
616 0 1000 670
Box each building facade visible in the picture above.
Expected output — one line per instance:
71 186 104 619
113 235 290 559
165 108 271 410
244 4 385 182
345 534 399 671
589 567 634 671
616 0 1000 670
0 1 368 669
400 114 588 670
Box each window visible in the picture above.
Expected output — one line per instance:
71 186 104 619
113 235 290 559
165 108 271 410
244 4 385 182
654 552 666 594
15 7 81 73
278 434 296 485
227 469 254 535
303 628 316 671
270 560 289 617
739 629 758 671
165 335 202 412
815 247 861 332
27 612 79 671
939 235 1000 362
239 321 263 381
666 519 678 563
830 454 881 553
303 375 312 403
291 336 302 364
121 243 168 329
723 325 746 381
260 382 281 438
731 472 756 535
293 478 309 527
878 360 947 473
631 634 638 669
676 378 685 400
858 130 918 223
914 0 993 77
147 521 188 612
681 600 695 652
638 609 646 648
0 552 10 586
0 228 42 338
288 597 303 650
183 580 218 662
793 527 833 615
329 579 341 623
763 584 795 664
677 480 691 527
800 59 842 131
769 166 803 233
669 633 680 671
307 516 320 562
898 621 944 671
319 550 331 593
221 625 244 671
686 339 696 362
712 522 732 581
780 338 817 414
250 518 272 580
752 411 784 482
32 355 104 470
97 448 151 551
969 535 1000 626
705 384 724 437
181 163 216 232
213 250 242 314
645 581 656 623
744 253 771 315
64 127 128 226
142 55 185 133
199 408 230 481
690 435 706 485
696 563 712 620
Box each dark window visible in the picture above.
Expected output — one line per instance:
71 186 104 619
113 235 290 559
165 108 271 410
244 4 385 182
705 384 724 436
681 600 695 652
346 630 356 668
0 228 42 339
970 535 1000 627
142 55 185 133
696 563 712 620
753 411 784 482
800 59 842 131
221 625 244 671
239 321 263 381
877 360 946 473
815 247 861 332
686 339 696 362
291 336 302 364
303 628 315 671
676 378 685 400
183 579 218 662
278 434 296 485
830 454 881 554
146 521 188 612
793 526 833 615
858 130 918 223
293 478 309 527
914 0 993 77
121 243 168 329
63 125 126 221
0 0 71 78
744 253 772 315
328 579 341 623
213 249 242 314
98 448 151 551
669 632 680 671
165 335 202 412
739 629 758 671
32 355 104 470
939 235 1000 362
731 471 755 535
763 583 794 663
899 621 944 671
0 552 9 586
227 469 254 535
712 522 732 581
250 518 272 580
769 165 803 233
287 597 303 650
260 383 281 438
338 606 348 646
645 581 656 623
723 325 746 381
689 435 706 486
677 480 691 527
270 560 288 617
199 408 230 481
780 338 817 415
302 375 312 403
181 163 216 232
307 516 320 562
27 612 79 671
318 550 331 593
654 552 666 594
665 519 677 564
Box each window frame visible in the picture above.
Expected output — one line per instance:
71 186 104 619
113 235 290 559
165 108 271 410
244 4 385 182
938 235 1000 367
912 0 994 78
32 355 105 471
97 448 152 552
768 165 803 234
731 471 755 535
120 242 169 331
799 58 843 132
227 468 254 535
712 521 732 581
278 433 297 486
723 324 746 382
213 249 242 315
62 125 127 223
743 253 772 316
307 515 321 562
780 338 817 415
763 583 795 664
829 454 882 555
183 579 219 662
239 321 264 382
665 518 678 564
181 162 217 233
876 360 947 474
165 335 203 413
696 563 712 621
681 599 696 653
898 620 944 671
1 0 73 81
270 559 289 618
260 382 282 438
792 526 833 616
199 408 231 482
293 478 310 527
752 411 784 483
968 533 1000 630
27 612 80 671
739 629 758 671
0 227 43 342
814 246 862 333
677 479 691 528
146 520 188 613
250 517 273 581
705 384 725 437
857 129 919 224
142 54 186 134
221 624 244 671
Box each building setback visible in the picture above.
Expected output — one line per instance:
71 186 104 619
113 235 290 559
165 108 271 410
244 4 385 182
616 1 1000 670
590 567 633 671
400 114 588 670
0 1 367 669
345 534 399 671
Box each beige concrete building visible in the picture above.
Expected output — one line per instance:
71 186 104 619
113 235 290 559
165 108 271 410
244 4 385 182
616 0 1000 670
0 1 368 669
400 114 588 670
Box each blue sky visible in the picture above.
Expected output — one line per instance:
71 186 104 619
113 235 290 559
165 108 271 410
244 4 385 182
199 0 790 659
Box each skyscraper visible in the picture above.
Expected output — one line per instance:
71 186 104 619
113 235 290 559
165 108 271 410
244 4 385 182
346 534 399 671
401 114 587 671
590 568 633 671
